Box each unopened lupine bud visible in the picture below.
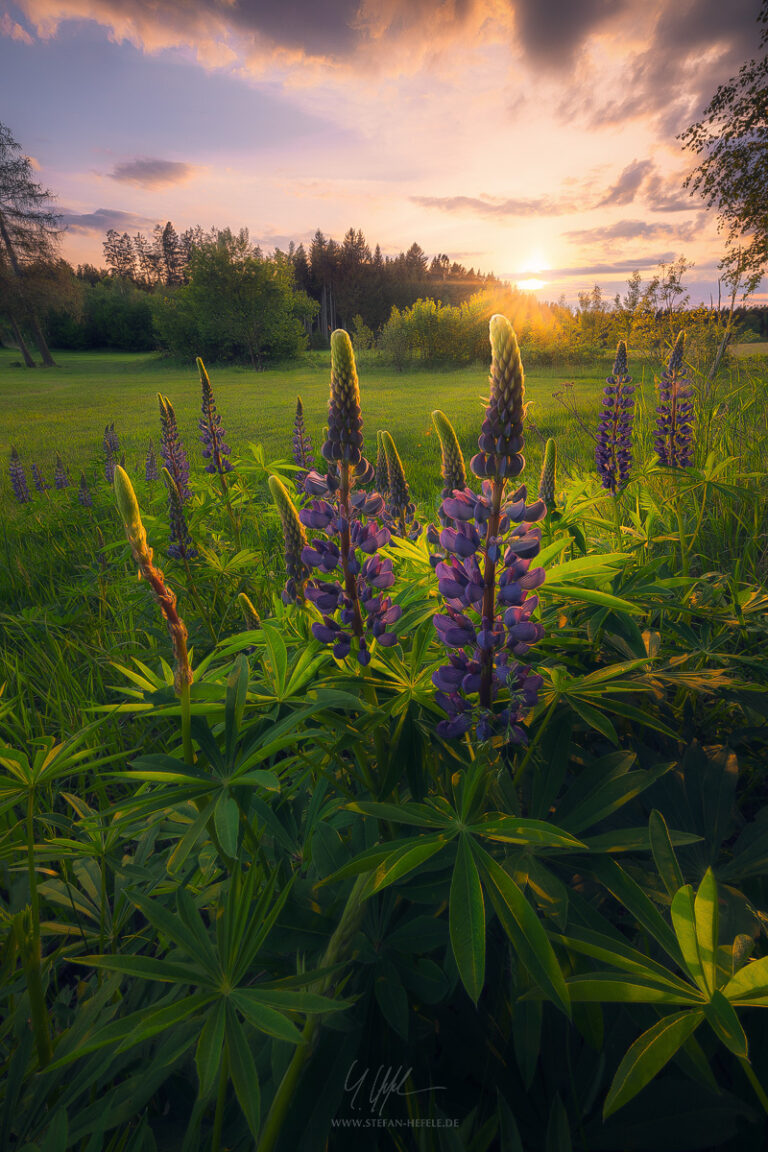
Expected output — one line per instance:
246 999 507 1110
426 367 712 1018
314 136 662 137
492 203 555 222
238 592 261 630
54 455 69 490
655 332 695 468
538 439 557 507
432 410 467 497
78 472 93 508
292 396 314 484
269 474 311 603
9 446 30 504
158 394 191 502
470 315 526 481
145 439 158 482
381 430 420 538
596 341 635 493
197 358 233 475
105 423 119 455
322 330 370 475
163 468 197 560
113 466 192 692
31 463 49 493
375 430 389 496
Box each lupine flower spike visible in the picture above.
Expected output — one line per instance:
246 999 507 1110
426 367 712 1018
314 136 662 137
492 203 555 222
78 472 93 508
432 409 467 501
145 439 158 482
596 341 635 493
431 316 546 744
197 358 233 476
163 468 198 561
375 430 390 497
381 430 420 538
9 446 30 504
292 396 314 486
538 439 558 509
158 394 191 503
54 455 70 490
655 332 695 468
105 423 119 455
299 330 401 663
113 466 192 696
31 463 49 493
269 475 311 603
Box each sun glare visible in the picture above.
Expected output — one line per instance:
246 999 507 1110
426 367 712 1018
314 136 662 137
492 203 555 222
517 277 547 291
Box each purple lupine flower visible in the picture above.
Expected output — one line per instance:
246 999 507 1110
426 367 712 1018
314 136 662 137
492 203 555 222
9 446 30 504
163 468 197 560
78 471 93 508
596 341 635 493
54 454 70 490
104 441 116 485
431 316 546 745
197 358 233 476
145 439 158 482
31 463 49 493
655 332 695 468
158 394 191 503
269 475 311 603
292 396 314 486
104 423 120 455
298 331 400 662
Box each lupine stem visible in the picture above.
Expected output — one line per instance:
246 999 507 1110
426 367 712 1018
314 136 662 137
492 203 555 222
479 480 503 708
180 678 194 767
739 1056 768 1116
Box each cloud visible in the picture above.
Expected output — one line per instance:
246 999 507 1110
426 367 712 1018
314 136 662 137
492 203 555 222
411 193 576 218
109 157 196 188
60 207 155 233
510 0 632 66
596 159 654 207
539 252 679 277
0 12 33 42
566 217 703 244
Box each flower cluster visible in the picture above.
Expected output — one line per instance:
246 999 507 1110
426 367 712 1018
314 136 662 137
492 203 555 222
9 446 30 504
431 317 545 744
596 341 635 493
296 330 402 664
197 358 233 475
655 332 695 468
158 394 191 502
145 439 158 482
292 396 314 485
54 455 70 490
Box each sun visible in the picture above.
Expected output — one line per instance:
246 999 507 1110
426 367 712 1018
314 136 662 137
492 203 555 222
517 277 547 291
515 251 549 292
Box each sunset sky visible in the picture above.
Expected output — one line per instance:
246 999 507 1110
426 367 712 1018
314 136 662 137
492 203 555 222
2 0 764 303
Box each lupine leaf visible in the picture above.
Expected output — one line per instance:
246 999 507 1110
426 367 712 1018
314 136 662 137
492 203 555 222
723 955 768 1002
671 886 707 992
225 1004 261 1140
694 868 719 996
195 1000 226 1097
603 1011 705 1118
649 810 685 895
450 835 485 1004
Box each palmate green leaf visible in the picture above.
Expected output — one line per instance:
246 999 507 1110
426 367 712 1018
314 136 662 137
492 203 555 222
450 835 485 1004
671 886 707 993
694 868 719 996
346 800 453 828
543 583 642 615
126 888 220 978
225 1004 261 1141
588 857 682 966
224 655 249 765
649 810 685 895
319 835 432 885
260 620 289 693
470 816 586 850
583 827 702 855
195 999 226 1097
558 763 675 835
470 840 570 1018
567 698 619 744
245 989 351 1014
603 1010 705 1118
552 927 698 996
73 954 208 985
704 990 749 1058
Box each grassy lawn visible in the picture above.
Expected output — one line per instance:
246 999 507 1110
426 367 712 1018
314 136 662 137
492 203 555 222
0 348 621 504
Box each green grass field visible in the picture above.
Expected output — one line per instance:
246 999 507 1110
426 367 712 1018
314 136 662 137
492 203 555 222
0 348 621 504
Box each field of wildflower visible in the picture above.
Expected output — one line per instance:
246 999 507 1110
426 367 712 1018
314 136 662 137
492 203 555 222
1 320 768 1152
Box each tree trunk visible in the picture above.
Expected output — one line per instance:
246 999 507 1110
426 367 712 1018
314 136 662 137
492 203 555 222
0 210 56 367
8 312 36 366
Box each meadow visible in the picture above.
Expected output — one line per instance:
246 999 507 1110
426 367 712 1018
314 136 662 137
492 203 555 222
1 331 768 1152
